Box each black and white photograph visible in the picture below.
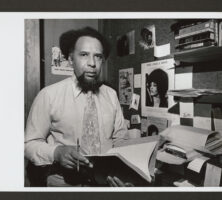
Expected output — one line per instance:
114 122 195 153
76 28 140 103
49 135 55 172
22 17 222 189
119 68 134 105
139 25 156 50
0 0 222 197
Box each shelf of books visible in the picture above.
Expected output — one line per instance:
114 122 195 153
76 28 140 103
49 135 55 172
172 19 222 63
174 46 222 63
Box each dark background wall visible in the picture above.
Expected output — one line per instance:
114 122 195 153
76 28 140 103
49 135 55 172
102 19 177 91
101 19 177 127
100 19 222 128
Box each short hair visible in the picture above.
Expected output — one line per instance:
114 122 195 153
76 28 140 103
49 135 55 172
147 69 168 98
59 27 111 60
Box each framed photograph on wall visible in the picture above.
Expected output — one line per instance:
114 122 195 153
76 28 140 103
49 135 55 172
141 58 175 117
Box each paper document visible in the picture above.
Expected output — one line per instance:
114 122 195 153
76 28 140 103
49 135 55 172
134 74 141 88
204 163 222 186
168 88 222 97
141 118 149 133
187 156 210 173
160 125 215 148
154 43 170 58
131 115 141 124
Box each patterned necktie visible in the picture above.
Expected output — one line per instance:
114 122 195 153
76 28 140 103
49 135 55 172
81 91 101 155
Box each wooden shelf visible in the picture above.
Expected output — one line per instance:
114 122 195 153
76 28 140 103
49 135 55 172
195 94 222 104
174 46 222 63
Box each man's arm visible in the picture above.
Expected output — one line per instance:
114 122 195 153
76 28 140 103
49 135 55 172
25 89 57 165
25 88 92 170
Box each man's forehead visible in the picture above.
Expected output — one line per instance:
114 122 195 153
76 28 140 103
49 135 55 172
75 36 103 52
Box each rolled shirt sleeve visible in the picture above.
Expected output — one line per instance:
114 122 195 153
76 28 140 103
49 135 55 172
25 89 59 166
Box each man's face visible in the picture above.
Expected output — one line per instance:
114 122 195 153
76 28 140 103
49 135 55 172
71 36 104 84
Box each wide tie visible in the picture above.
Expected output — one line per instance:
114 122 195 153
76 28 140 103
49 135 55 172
81 91 101 155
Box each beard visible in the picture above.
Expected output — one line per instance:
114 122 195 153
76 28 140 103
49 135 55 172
77 73 103 93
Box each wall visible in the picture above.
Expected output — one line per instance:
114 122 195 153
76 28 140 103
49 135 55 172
25 19 40 123
101 19 222 132
101 19 177 129
102 19 176 91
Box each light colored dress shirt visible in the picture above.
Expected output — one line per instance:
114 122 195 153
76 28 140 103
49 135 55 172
25 75 128 166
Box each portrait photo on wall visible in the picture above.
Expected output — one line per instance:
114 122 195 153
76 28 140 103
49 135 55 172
138 25 156 50
117 30 135 56
119 68 134 105
141 58 175 117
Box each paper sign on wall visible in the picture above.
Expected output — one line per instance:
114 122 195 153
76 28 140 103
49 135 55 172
129 93 140 110
194 116 211 130
134 74 141 88
124 119 130 129
141 118 149 133
180 102 194 118
131 115 141 124
154 43 170 58
119 68 134 105
175 73 193 90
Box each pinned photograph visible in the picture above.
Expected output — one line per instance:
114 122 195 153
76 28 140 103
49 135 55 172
51 46 73 76
117 30 135 56
131 115 141 125
139 25 156 50
129 93 140 110
119 68 134 105
141 58 175 117
141 116 168 137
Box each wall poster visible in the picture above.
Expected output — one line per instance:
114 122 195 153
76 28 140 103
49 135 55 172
51 46 73 76
141 58 175 117
119 68 134 105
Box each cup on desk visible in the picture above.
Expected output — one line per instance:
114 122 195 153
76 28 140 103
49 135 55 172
128 129 141 139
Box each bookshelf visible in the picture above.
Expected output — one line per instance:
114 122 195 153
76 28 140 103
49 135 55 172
174 46 222 63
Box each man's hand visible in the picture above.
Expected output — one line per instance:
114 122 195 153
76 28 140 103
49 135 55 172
54 145 93 170
107 176 134 187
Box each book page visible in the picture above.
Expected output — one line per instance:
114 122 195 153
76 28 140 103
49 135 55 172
187 156 210 173
107 141 157 182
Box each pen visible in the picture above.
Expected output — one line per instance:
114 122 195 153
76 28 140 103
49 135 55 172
77 138 80 172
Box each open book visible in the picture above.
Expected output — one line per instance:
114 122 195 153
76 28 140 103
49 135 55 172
157 125 222 165
85 139 158 186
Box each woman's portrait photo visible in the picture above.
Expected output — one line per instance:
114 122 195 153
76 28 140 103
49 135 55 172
145 69 168 108
141 58 175 117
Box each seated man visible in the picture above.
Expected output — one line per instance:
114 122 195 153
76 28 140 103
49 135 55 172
25 27 129 187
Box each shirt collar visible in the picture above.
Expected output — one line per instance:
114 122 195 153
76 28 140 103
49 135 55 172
71 74 82 98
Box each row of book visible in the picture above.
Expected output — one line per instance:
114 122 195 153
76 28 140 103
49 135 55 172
173 19 222 52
